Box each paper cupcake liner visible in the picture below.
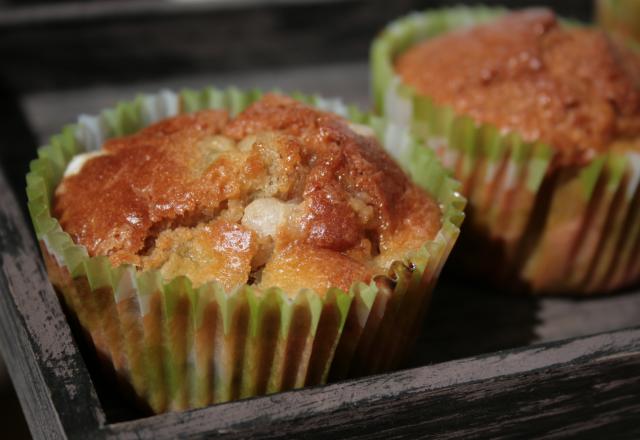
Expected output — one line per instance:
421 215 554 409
597 0 640 46
26 87 465 413
372 6 640 294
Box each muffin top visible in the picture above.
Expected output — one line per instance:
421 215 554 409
54 94 441 295
395 9 640 165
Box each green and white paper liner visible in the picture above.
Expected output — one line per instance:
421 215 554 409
372 6 640 295
26 87 465 413
597 0 640 46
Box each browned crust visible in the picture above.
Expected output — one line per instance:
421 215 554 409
395 9 640 166
53 94 441 293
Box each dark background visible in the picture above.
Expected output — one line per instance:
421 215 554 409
0 1 595 438
0 0 593 94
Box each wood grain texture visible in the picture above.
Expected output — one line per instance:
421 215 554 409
103 328 640 439
0 168 105 438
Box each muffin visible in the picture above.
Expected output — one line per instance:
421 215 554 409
372 7 640 295
27 88 464 413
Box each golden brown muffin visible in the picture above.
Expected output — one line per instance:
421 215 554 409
54 94 441 295
395 9 640 166
374 7 640 294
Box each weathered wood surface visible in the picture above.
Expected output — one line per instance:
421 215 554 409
103 328 640 439
0 168 106 439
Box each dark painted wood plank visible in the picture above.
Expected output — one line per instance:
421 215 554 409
105 327 640 439
20 62 371 147
0 0 353 26
0 0 412 94
412 278 640 366
0 168 106 438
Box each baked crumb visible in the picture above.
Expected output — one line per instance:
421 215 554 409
54 95 441 294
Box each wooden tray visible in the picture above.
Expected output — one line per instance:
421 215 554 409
1 1 639 438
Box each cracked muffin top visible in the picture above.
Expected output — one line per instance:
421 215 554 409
53 94 441 295
395 9 640 166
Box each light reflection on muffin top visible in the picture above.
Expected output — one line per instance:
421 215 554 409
54 94 441 295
